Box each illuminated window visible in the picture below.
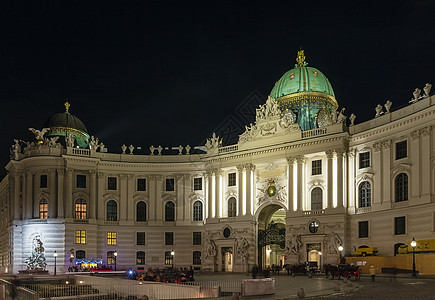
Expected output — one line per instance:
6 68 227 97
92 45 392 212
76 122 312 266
359 182 371 207
311 188 322 210
165 201 175 221
312 160 322 175
107 232 117 245
107 200 117 221
194 178 202 190
108 177 117 190
76 175 86 188
136 201 147 222
395 173 408 202
359 152 370 168
228 197 237 217
75 198 87 219
193 232 202 245
107 251 116 265
136 251 145 265
39 199 48 219
193 251 201 265
137 178 146 191
164 251 173 265
40 174 48 188
75 230 86 244
228 173 236 186
166 178 175 191
193 201 203 221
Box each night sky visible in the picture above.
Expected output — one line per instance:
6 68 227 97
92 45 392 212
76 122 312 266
1 1 434 177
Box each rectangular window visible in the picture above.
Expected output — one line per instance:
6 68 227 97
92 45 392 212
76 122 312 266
394 216 406 235
165 251 173 265
193 251 201 265
107 232 117 245
396 141 407 160
359 152 370 169
40 174 47 188
358 221 369 238
136 251 145 265
194 178 202 191
312 160 322 175
166 178 175 191
165 232 174 245
77 175 86 188
108 177 117 190
193 232 202 245
137 232 146 245
228 173 236 186
75 230 86 244
137 178 146 191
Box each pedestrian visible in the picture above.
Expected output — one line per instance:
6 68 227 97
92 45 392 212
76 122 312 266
369 265 376 282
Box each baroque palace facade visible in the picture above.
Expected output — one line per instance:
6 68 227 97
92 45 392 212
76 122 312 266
1 51 434 274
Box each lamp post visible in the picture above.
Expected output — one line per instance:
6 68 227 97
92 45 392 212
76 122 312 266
319 251 322 272
411 237 417 277
53 251 58 276
171 250 175 269
338 246 343 264
69 249 75 272
114 250 118 271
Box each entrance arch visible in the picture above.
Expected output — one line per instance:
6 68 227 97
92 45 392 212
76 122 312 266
256 203 286 270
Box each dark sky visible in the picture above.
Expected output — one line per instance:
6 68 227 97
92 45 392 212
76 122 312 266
1 1 434 177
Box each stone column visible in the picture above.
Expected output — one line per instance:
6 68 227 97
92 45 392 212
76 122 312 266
421 127 431 197
214 170 221 218
176 174 184 221
57 169 64 218
12 172 20 220
97 172 105 220
65 168 73 219
347 150 356 211
296 156 304 211
119 174 128 222
89 171 97 220
127 174 134 222
149 175 157 222
206 171 213 219
49 169 56 218
336 149 344 208
372 143 382 206
155 175 163 222
237 165 244 216
381 140 391 205
33 172 38 218
286 157 294 211
410 130 420 198
245 164 254 216
183 174 191 221
326 150 334 209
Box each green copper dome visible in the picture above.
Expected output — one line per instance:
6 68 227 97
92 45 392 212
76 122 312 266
270 50 339 131
44 102 90 148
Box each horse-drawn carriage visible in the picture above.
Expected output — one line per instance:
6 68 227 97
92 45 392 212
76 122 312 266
324 264 360 280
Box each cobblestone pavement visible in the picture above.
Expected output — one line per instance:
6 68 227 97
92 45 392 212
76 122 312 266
315 276 435 300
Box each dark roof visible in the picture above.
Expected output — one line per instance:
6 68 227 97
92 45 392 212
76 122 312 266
44 112 88 133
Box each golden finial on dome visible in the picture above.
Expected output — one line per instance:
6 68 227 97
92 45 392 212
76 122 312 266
64 101 70 112
296 50 306 66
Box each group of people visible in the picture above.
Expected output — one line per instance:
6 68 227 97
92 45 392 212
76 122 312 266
67 264 114 272
137 266 195 283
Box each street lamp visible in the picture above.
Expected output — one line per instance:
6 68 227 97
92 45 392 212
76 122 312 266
319 252 322 271
411 237 417 277
114 250 118 271
338 246 344 264
171 250 175 269
53 251 58 276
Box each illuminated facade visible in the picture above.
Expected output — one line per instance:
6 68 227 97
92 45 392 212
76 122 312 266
1 51 434 274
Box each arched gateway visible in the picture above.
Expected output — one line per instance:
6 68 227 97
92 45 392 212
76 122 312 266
256 204 286 270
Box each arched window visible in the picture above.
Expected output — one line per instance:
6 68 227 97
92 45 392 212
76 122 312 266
107 251 115 265
228 197 237 217
136 251 146 265
193 251 201 265
39 199 48 219
359 181 371 207
136 201 147 222
395 173 408 202
76 250 86 260
107 200 118 221
165 201 175 222
75 198 87 219
193 201 203 221
311 188 322 210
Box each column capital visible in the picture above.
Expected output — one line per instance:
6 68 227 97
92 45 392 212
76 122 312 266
286 156 296 164
236 165 245 172
325 150 334 159
381 139 392 149
213 169 222 176
348 148 356 158
372 143 382 152
65 168 74 174
97 171 105 178
149 174 162 181
410 129 420 141
89 170 97 176
295 155 306 164
421 126 431 137
57 169 64 176
244 163 255 172
120 174 128 180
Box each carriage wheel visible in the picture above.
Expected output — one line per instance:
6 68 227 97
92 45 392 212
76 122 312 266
354 271 360 280
334 271 341 280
